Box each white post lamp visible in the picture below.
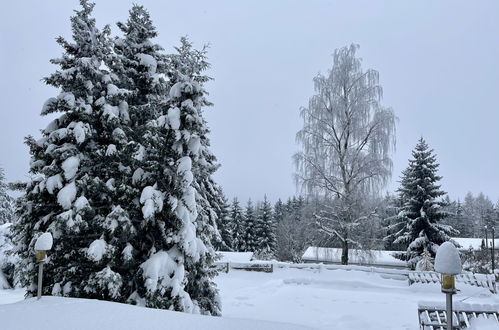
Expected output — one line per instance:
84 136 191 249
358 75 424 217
34 232 53 300
434 241 462 330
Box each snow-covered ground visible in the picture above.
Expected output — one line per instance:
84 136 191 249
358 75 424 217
0 267 498 329
215 267 499 329
0 292 312 330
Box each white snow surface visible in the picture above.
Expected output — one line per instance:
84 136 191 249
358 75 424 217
0 296 313 330
61 156 79 180
434 241 462 275
215 267 498 329
167 107 181 130
217 252 254 263
136 53 157 74
302 247 407 268
34 232 53 251
57 181 77 210
45 174 63 194
140 186 163 219
1 266 499 329
469 316 499 329
74 196 89 212
452 237 499 250
72 122 87 144
86 239 108 262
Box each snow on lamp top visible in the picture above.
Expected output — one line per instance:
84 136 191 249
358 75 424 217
35 232 53 251
434 241 462 275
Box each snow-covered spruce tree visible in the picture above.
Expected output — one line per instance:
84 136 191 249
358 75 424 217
13 0 133 299
273 199 285 223
0 167 14 225
230 198 246 252
213 193 233 251
124 36 222 314
255 196 276 258
243 200 258 252
390 138 456 269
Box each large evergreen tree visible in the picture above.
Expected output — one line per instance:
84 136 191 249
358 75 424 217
13 0 133 300
14 2 222 315
0 167 14 225
390 138 456 269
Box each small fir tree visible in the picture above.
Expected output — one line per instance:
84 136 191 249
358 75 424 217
213 194 232 251
273 199 285 223
229 198 245 252
255 196 276 258
243 200 258 252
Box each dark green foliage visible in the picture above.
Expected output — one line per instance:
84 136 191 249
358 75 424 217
390 138 456 269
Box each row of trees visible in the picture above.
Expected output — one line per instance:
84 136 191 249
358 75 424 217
215 196 315 261
442 193 499 238
217 197 276 257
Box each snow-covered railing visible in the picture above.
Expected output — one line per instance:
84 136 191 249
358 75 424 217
418 301 499 329
213 262 273 273
409 271 497 293
214 260 409 278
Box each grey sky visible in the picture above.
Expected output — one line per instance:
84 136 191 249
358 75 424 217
1 0 498 203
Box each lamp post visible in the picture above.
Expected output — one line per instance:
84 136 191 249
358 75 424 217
34 232 53 300
491 227 495 275
435 242 462 330
484 225 496 275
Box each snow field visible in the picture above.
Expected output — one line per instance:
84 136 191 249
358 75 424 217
1 266 498 329
215 267 499 330
0 296 314 330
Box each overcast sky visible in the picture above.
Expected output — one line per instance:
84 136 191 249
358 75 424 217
1 0 498 203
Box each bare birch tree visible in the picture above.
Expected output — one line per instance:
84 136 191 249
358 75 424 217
294 44 396 264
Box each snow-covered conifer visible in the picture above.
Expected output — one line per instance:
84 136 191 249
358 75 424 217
13 0 132 299
124 35 222 315
213 194 233 251
0 168 14 225
230 198 246 252
273 199 285 224
255 196 276 258
390 138 456 269
243 200 258 252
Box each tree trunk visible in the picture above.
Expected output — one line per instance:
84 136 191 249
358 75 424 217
341 239 349 265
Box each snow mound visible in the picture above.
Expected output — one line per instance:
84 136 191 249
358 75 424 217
217 252 254 263
57 182 77 210
0 296 316 330
35 232 53 251
469 316 498 329
434 241 462 275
